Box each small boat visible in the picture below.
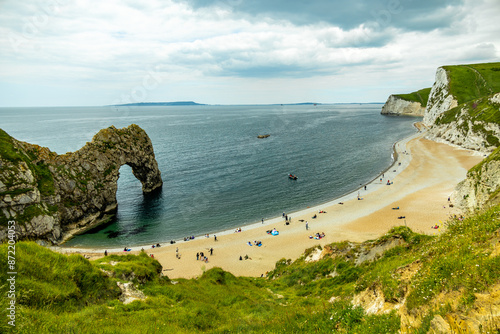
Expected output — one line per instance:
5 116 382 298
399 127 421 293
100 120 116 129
257 134 270 139
288 174 298 180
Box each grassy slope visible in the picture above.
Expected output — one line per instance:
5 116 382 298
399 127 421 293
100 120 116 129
444 62 500 105
395 87 432 107
1 204 499 333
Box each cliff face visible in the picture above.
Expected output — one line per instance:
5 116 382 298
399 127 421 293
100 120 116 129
420 63 500 212
426 92 500 153
0 124 163 244
380 95 425 116
452 147 500 212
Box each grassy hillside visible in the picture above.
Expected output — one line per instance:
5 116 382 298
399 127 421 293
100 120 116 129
443 62 500 105
1 204 499 333
395 87 432 107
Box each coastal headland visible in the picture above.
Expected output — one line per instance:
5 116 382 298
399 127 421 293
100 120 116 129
61 125 483 279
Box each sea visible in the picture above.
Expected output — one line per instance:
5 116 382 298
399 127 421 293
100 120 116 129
0 104 419 248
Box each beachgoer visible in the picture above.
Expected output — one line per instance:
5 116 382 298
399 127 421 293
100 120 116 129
214 235 218 241
196 252 199 260
104 250 108 256
210 248 213 255
262 218 264 224
305 221 309 230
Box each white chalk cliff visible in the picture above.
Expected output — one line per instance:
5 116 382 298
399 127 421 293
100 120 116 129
423 67 458 126
381 95 425 116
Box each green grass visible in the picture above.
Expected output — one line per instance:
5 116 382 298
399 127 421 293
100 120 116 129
444 62 500 104
395 87 432 107
1 204 500 333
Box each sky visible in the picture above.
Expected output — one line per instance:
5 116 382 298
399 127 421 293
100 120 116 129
0 0 499 107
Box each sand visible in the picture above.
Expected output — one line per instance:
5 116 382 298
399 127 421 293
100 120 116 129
55 128 484 279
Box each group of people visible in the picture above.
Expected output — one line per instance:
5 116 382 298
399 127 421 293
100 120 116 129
183 235 195 241
196 249 213 263
247 240 262 246
309 232 325 240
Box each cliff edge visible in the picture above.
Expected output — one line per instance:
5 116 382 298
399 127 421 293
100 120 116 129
381 88 430 116
0 124 163 244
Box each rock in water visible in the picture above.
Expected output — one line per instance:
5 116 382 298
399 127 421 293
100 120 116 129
0 124 163 244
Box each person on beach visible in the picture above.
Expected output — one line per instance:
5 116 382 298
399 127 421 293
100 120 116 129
305 221 309 230
104 250 107 256
196 252 199 260
214 235 218 241
262 218 264 224
210 248 213 255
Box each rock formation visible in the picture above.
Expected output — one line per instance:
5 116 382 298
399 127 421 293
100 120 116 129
423 67 458 126
380 95 425 116
0 124 163 244
452 146 500 212
418 63 500 212
426 92 500 153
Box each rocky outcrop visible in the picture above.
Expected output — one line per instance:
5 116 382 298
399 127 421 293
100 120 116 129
0 124 163 244
423 67 459 126
426 92 500 153
452 147 500 212
381 95 425 116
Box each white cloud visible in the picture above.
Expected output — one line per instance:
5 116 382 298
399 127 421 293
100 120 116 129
0 0 498 106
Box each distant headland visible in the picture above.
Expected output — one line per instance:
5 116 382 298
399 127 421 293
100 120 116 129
112 101 205 107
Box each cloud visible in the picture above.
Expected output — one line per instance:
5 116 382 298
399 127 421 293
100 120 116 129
0 0 498 106
176 0 467 32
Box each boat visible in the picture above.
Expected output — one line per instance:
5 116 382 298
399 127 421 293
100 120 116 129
288 174 298 180
257 134 270 139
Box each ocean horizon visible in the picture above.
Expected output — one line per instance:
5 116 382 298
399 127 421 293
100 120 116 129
0 104 419 248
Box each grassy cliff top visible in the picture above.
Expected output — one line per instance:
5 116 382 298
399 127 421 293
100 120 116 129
394 87 431 107
443 62 500 104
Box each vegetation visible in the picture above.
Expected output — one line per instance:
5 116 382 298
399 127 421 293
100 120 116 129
395 87 432 107
444 62 500 105
0 129 55 196
1 204 499 333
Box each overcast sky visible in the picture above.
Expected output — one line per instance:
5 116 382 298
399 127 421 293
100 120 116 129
0 0 498 107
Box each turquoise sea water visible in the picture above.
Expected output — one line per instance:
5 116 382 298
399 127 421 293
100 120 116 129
0 104 419 247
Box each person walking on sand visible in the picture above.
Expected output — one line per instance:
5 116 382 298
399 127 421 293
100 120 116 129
305 221 309 230
196 252 199 260
214 235 218 241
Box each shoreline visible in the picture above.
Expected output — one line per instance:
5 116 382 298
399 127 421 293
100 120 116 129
51 123 422 254
52 124 484 279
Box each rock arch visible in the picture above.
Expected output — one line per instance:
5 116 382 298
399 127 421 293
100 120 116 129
0 124 163 244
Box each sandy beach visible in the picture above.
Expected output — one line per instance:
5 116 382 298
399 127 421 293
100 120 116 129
55 128 484 279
